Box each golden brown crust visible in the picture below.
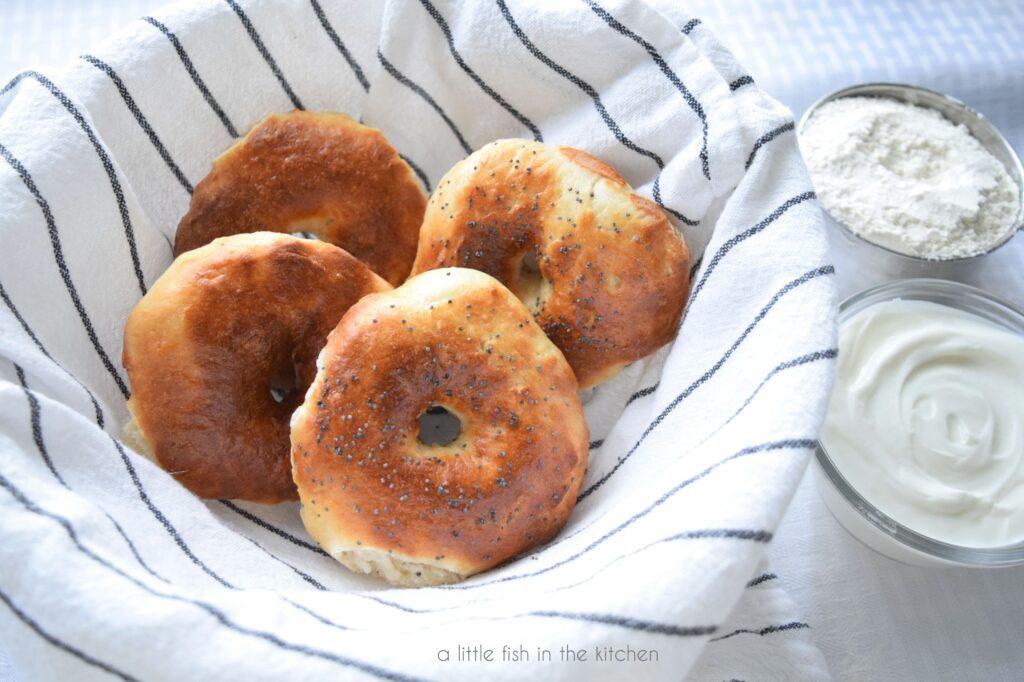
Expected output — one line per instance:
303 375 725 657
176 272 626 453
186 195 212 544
557 146 626 185
123 233 391 503
291 268 589 584
174 111 426 285
410 139 691 388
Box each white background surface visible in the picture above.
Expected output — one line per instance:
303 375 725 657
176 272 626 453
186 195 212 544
692 2 1024 681
2 1 1022 681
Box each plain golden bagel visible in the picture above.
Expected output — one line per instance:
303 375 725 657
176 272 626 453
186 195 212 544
410 139 691 388
174 111 426 286
291 267 589 586
123 232 391 503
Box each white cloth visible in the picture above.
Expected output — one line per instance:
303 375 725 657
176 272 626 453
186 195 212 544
0 1 835 680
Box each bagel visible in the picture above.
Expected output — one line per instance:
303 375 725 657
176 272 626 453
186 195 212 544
410 139 690 388
291 267 589 586
123 232 390 502
174 111 426 285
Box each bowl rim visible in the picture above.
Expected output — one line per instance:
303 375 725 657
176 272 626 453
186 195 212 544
816 277 1024 567
796 81 1024 263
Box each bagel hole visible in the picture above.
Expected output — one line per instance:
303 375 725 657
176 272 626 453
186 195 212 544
269 364 298 404
513 248 545 312
287 216 329 241
417 405 462 447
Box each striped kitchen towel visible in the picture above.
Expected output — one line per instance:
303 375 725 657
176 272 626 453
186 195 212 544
0 0 834 679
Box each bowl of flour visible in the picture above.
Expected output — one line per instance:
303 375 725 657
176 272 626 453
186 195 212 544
798 82 1023 264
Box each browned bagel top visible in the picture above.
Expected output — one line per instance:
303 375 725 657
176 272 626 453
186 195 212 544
291 268 589 579
175 111 426 285
410 139 691 388
123 233 390 502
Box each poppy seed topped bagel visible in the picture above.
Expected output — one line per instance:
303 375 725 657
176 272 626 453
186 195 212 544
122 232 391 502
174 111 426 285
410 139 691 388
291 267 589 586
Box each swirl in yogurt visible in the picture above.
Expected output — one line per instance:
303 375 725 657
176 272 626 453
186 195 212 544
821 298 1024 548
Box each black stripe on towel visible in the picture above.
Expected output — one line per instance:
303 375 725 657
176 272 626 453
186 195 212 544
13 365 62 485
443 438 814 591
529 610 717 637
745 121 795 170
681 18 701 34
0 587 138 682
81 54 194 194
399 153 432 193
500 527 771 617
470 527 776 616
377 50 472 155
2 72 147 295
705 348 838 441
661 528 772 544
579 265 834 500
0 70 31 96
653 175 698 225
497 0 657 167
0 280 105 426
626 382 658 407
746 572 777 588
729 75 754 91
710 621 810 643
11 378 168 584
223 0 305 110
496 0 697 225
419 0 543 142
219 500 329 556
109 435 235 588
583 0 710 181
557 473 778 552
281 594 352 632
688 191 816 307
597 527 775 566
588 379 680 449
142 16 239 138
309 0 370 92
0 282 48 357
235 538 354 632
577 525 771 583
689 253 703 281
0 141 132 399
242 535 328 590
0 473 430 682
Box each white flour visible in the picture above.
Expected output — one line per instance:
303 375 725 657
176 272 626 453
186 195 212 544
800 96 1020 260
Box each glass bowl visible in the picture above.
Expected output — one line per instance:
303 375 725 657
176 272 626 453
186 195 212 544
815 278 1024 567
797 82 1024 299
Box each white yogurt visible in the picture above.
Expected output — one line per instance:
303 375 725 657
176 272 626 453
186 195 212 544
821 298 1024 549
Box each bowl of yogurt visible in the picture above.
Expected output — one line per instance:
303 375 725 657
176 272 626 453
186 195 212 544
816 278 1024 567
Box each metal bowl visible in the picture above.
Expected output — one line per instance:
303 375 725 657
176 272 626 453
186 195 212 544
797 82 1024 283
